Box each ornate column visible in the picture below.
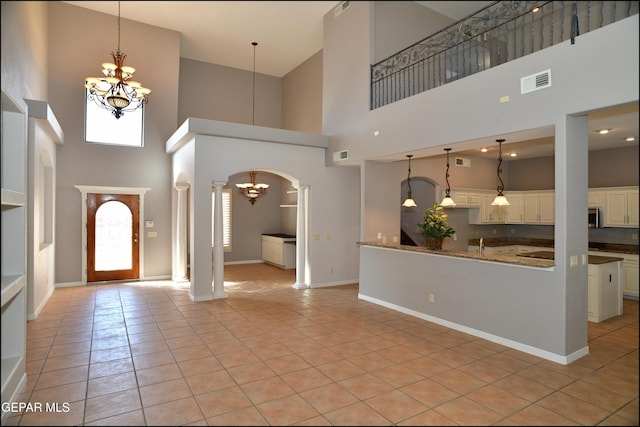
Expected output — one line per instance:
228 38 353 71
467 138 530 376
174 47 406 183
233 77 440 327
174 182 190 282
293 185 308 289
212 181 228 299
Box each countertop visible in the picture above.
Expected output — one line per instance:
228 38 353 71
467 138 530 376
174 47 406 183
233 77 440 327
467 237 639 255
358 241 555 268
262 233 296 239
517 250 624 265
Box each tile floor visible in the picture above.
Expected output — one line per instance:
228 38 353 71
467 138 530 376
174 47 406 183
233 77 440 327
6 263 639 426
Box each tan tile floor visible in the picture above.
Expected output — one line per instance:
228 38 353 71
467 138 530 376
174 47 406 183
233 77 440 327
6 263 639 426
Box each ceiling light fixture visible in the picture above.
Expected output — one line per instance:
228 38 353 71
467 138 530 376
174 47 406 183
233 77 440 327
236 171 269 205
440 148 456 207
598 129 611 134
84 1 150 119
625 136 636 142
402 155 417 208
491 139 510 206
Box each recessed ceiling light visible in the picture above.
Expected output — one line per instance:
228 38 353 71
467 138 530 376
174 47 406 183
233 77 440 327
625 136 636 142
510 153 517 157
597 129 611 134
374 130 380 136
481 148 488 153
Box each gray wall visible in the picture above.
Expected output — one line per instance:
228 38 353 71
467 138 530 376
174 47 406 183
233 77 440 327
47 2 181 283
282 50 323 135
179 58 282 128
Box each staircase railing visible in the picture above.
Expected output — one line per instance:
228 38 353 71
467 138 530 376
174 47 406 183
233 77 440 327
371 0 638 109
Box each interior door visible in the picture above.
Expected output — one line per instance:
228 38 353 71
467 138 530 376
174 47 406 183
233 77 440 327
87 193 140 282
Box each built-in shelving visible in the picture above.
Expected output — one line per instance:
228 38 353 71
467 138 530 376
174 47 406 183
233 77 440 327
1 88 28 419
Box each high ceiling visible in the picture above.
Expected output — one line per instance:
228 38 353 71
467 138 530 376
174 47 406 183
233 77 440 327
63 1 637 160
62 1 486 77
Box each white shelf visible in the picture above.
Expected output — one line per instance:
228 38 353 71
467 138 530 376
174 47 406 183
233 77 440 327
286 190 298 194
1 274 26 308
1 189 25 207
280 204 297 208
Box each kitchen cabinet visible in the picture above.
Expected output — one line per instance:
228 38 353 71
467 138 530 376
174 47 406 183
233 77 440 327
262 234 296 269
445 188 482 208
590 251 639 298
469 192 506 224
504 192 524 224
587 261 622 322
524 191 554 224
588 190 605 208
604 187 639 227
1 90 27 414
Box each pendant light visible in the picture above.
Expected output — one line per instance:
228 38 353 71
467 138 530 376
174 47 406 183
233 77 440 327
440 148 456 207
402 155 417 207
236 171 269 205
491 138 510 206
84 1 150 119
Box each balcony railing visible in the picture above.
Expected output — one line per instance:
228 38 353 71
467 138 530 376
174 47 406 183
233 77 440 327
371 1 638 109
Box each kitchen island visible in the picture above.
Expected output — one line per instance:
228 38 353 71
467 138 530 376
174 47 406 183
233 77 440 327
518 251 624 323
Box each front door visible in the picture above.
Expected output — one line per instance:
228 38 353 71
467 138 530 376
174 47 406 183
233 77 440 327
87 193 140 282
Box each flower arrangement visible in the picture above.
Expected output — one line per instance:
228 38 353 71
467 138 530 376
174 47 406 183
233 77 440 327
417 203 455 248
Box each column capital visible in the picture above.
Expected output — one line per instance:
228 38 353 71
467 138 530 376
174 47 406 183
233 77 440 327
175 181 190 191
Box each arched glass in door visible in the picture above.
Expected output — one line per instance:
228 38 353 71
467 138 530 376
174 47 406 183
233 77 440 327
95 201 132 271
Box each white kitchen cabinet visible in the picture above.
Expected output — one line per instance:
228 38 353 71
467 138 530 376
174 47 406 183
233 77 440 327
504 192 524 224
1 90 28 416
262 234 296 269
588 190 605 208
604 187 639 227
587 261 622 323
524 191 554 224
469 192 506 224
445 189 482 208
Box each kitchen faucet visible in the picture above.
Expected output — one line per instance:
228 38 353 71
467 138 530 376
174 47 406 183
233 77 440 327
479 237 484 255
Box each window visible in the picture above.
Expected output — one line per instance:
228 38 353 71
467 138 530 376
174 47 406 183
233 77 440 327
84 89 145 147
212 188 232 251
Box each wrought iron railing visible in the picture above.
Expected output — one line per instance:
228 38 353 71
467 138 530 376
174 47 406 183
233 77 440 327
371 1 638 109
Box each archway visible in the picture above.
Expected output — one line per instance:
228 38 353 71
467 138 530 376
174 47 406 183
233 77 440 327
401 176 437 246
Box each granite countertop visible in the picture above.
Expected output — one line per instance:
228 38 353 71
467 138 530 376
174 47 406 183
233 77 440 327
358 241 555 268
517 250 624 265
467 237 639 255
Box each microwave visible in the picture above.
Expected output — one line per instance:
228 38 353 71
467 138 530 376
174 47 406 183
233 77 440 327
588 208 602 228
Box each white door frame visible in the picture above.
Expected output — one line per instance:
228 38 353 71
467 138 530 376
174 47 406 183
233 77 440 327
75 185 150 284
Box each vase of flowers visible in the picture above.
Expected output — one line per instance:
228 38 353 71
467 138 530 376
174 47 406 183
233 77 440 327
417 203 455 250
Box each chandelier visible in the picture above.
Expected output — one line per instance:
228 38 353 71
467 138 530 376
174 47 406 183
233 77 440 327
84 1 150 119
236 171 269 205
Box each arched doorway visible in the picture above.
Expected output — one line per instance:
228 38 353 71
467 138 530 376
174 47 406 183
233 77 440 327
401 177 437 246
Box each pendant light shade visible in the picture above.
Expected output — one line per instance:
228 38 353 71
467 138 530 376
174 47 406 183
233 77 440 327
402 155 417 207
491 139 510 206
440 148 456 207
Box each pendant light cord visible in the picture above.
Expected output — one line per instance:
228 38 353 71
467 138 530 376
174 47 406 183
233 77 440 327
406 155 413 197
252 42 257 125
116 1 121 53
444 148 452 197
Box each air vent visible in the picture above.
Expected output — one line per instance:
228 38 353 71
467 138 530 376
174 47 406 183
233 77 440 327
333 150 349 161
521 69 552 94
455 157 471 167
335 1 350 17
